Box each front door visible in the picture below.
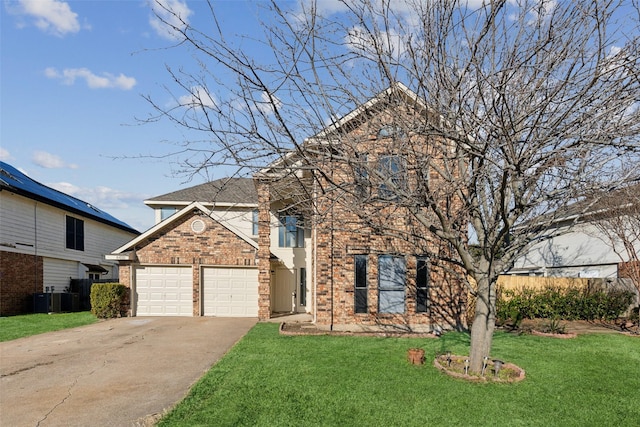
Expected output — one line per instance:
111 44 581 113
273 267 296 313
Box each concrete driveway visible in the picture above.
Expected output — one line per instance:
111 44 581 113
0 316 257 427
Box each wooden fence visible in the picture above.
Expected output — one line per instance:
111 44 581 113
497 275 590 291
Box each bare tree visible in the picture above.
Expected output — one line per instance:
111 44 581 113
145 0 640 372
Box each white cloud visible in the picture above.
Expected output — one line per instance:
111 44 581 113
256 91 282 115
32 151 78 169
13 0 81 36
345 25 408 61
0 147 12 161
44 67 137 90
149 0 193 41
48 182 147 210
178 86 218 108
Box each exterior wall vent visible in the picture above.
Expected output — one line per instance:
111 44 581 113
191 219 206 234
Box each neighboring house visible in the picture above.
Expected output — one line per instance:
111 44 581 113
0 161 139 315
109 83 466 331
510 184 640 279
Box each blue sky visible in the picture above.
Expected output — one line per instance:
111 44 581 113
1 0 280 232
2 1 638 234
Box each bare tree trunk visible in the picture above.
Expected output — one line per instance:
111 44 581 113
469 276 495 373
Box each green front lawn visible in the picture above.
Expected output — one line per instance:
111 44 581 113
0 312 97 342
160 323 640 427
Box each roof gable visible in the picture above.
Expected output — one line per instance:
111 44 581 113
259 82 440 175
109 201 258 256
0 161 138 234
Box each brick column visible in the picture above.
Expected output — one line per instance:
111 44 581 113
256 179 272 320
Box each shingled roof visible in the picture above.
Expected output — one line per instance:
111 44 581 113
145 177 257 205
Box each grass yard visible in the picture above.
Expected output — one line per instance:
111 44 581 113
0 311 97 342
160 323 640 427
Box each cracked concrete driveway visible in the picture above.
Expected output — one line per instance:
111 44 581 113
0 316 257 427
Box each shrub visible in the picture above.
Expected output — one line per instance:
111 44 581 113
90 283 127 318
496 284 634 323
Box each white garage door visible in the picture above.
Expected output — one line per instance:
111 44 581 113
202 267 258 317
135 266 193 316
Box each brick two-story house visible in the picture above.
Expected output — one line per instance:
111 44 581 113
109 83 466 331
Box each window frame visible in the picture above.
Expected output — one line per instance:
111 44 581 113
251 209 259 236
377 155 407 200
278 214 305 248
416 257 429 313
378 255 406 314
160 207 178 221
354 255 368 314
65 215 84 251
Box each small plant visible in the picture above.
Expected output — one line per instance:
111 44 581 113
541 317 566 334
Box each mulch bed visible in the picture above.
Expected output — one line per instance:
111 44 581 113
280 318 639 337
279 322 440 338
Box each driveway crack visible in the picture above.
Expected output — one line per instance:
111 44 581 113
1 361 53 378
35 359 107 426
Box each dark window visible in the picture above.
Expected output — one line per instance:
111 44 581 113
252 210 259 235
354 255 368 313
416 257 429 312
66 216 84 251
378 255 406 313
299 268 307 306
354 153 370 199
278 214 304 248
378 155 407 200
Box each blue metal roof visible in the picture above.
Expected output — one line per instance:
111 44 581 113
0 161 139 234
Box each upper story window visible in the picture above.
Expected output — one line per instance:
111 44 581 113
66 216 84 251
278 214 305 248
161 207 178 221
377 125 405 139
252 210 259 236
378 155 407 200
354 153 370 199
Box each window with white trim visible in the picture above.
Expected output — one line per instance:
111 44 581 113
354 255 368 313
378 255 406 313
278 214 304 248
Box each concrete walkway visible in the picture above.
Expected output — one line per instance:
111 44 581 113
0 316 256 427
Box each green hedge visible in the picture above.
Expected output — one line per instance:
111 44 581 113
497 285 634 323
90 283 127 319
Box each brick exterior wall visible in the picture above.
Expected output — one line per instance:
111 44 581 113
257 180 272 320
258 102 467 331
118 209 258 316
0 251 44 315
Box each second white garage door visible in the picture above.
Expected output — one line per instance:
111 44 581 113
135 266 193 316
202 267 258 317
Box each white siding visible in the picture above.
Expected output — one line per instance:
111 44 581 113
43 258 78 292
1 191 137 288
205 207 258 240
512 221 640 278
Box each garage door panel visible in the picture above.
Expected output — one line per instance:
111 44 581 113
135 266 193 316
202 267 258 317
